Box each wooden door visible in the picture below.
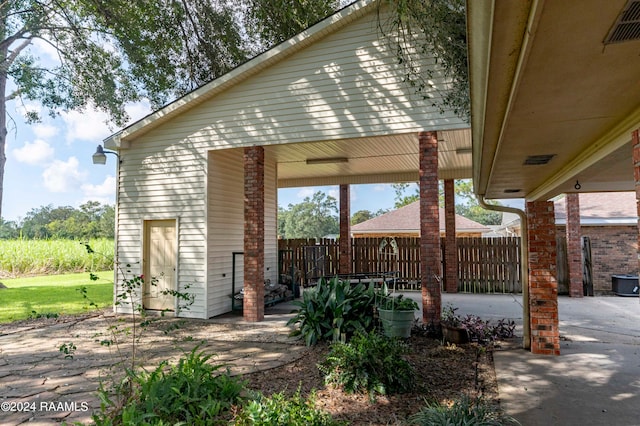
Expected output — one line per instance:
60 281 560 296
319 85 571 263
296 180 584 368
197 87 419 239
143 220 176 311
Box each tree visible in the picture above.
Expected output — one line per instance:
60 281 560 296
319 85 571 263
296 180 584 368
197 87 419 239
243 0 340 47
386 0 469 120
392 183 419 208
0 0 255 220
281 191 338 239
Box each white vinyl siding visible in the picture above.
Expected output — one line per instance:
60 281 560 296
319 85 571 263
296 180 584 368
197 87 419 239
206 149 277 318
115 5 460 319
116 142 207 318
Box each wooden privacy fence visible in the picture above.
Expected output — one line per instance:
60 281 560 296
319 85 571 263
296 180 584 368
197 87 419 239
278 236 521 293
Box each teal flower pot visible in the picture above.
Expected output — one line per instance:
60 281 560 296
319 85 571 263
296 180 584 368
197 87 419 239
378 308 415 338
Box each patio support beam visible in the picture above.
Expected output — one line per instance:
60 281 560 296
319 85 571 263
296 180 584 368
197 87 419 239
243 146 265 322
526 200 560 355
444 179 457 292
419 131 442 326
565 193 583 297
339 184 352 274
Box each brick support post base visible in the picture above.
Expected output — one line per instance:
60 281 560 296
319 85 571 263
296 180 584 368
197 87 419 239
444 179 457 292
526 200 560 355
339 184 352 274
244 146 265 322
419 131 441 325
565 193 583 297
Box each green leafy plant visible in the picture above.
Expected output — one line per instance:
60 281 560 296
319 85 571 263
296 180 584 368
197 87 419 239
376 293 419 311
409 394 520 425
287 277 376 345
93 346 246 425
59 342 77 360
318 331 415 398
233 389 345 426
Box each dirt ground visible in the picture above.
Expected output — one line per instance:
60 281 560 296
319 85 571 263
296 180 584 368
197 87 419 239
244 332 501 425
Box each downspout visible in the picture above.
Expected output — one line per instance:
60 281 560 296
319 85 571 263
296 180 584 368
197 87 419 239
477 195 530 350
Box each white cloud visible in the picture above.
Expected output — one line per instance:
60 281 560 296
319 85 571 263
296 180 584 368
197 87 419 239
61 108 113 143
42 157 88 193
125 100 152 124
33 123 59 139
296 188 315 199
12 139 55 165
81 175 116 199
327 187 339 199
374 185 388 192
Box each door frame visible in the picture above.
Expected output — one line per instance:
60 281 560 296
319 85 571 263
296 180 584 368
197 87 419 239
141 218 179 313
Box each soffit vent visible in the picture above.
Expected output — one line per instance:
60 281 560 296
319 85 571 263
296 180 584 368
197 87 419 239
523 154 555 166
605 0 640 44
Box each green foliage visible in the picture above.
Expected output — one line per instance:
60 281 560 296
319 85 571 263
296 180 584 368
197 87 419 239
384 0 469 121
350 209 388 225
280 191 339 239
318 331 415 397
376 293 419 311
244 0 340 47
233 389 345 426
0 238 114 276
15 202 115 239
409 394 520 425
59 342 77 360
93 346 247 425
392 183 419 208
287 277 376 345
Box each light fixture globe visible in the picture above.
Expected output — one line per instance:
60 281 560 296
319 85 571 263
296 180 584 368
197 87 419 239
92 145 107 165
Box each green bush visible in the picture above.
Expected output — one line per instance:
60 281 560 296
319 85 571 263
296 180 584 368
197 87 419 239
318 331 415 397
287 277 376 345
93 346 247 425
233 390 345 426
409 394 520 426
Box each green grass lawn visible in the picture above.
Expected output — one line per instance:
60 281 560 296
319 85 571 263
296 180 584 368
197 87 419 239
0 271 113 323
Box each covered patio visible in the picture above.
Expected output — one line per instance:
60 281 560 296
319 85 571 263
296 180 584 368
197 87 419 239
468 0 640 354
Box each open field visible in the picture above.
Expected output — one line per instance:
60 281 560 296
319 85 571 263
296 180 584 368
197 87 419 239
0 238 115 277
0 271 113 323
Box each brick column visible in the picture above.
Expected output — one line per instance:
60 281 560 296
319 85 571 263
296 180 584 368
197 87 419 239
244 146 265 322
566 193 583 297
526 200 560 355
419 131 441 326
633 130 640 278
339 184 352 275
444 179 457 292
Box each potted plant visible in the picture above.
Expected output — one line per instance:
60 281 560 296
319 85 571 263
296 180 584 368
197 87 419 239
376 292 418 338
441 304 469 344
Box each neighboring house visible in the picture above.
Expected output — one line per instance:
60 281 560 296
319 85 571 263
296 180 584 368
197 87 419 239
102 0 470 320
350 201 490 237
554 192 638 294
493 192 638 294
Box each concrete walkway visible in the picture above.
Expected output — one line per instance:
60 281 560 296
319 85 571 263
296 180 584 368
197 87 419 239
442 294 640 426
0 310 306 425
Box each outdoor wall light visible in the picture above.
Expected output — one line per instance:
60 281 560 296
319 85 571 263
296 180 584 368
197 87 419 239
92 144 120 165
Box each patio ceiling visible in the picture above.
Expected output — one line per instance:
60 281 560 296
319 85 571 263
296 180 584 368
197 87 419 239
468 0 640 201
268 128 472 188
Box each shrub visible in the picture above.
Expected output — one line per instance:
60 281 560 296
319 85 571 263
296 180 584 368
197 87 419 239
409 394 520 425
287 277 376 345
233 390 345 426
441 304 517 344
93 346 247 425
318 331 415 398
